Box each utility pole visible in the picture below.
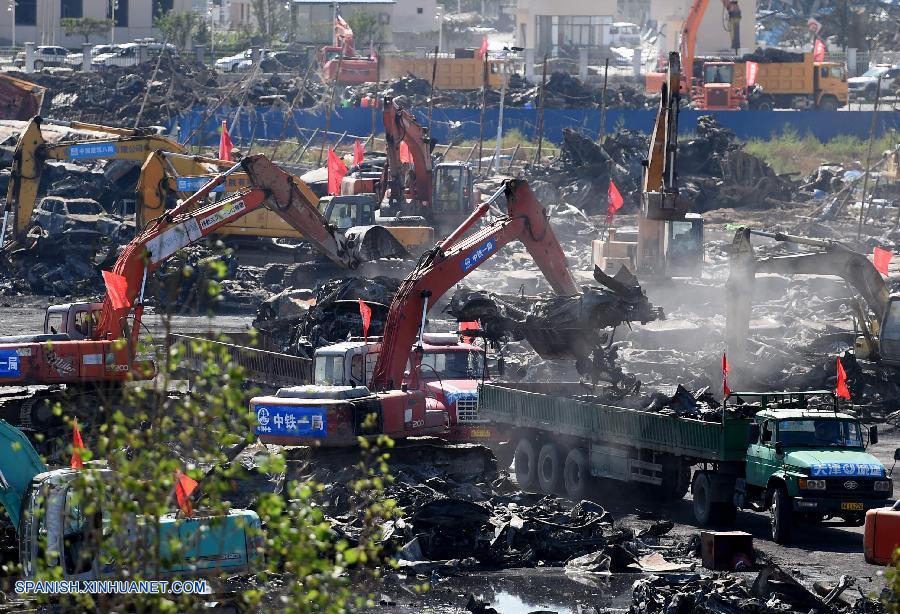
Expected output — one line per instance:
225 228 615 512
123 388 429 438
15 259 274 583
598 58 609 141
857 75 883 239
492 64 507 173
427 45 438 134
533 54 548 164
8 1 15 49
477 50 488 171
110 0 118 44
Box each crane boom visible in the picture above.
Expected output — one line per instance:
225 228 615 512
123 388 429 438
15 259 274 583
371 179 578 389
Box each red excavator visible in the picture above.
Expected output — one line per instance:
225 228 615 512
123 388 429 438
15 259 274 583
250 179 658 446
0 155 404 387
319 15 378 84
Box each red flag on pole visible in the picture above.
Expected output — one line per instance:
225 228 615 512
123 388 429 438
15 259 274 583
399 141 413 164
359 299 372 341
722 352 732 397
836 357 851 400
606 180 624 222
353 140 365 166
71 418 85 470
873 247 892 276
174 469 199 518
813 38 826 63
745 61 759 87
102 270 130 310
218 120 233 162
327 149 347 196
478 37 489 58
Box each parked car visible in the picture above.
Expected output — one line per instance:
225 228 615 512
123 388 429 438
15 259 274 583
848 65 900 100
32 197 103 235
14 46 70 70
609 22 642 48
215 48 270 72
91 43 151 70
65 44 115 67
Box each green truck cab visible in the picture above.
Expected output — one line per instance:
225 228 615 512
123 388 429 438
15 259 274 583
730 392 893 542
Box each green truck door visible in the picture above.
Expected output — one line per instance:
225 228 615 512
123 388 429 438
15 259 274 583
746 419 778 487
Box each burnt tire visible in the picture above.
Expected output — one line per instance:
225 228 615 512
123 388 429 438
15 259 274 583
563 447 590 501
770 486 793 543
537 442 563 495
513 438 538 491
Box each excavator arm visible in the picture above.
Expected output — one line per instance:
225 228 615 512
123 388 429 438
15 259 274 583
383 97 434 208
726 227 889 355
371 179 579 389
3 116 184 243
95 154 377 342
0 419 47 530
679 0 741 94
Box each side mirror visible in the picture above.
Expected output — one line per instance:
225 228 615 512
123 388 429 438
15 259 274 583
747 424 760 445
774 442 784 459
870 425 879 446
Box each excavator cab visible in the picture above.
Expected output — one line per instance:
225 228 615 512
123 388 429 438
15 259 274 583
665 214 704 278
432 162 474 234
877 295 900 366
701 62 743 110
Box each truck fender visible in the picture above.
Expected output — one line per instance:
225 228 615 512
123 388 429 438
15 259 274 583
765 475 788 507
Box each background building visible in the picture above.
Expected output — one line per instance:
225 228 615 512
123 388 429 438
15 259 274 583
515 0 618 57
650 0 757 55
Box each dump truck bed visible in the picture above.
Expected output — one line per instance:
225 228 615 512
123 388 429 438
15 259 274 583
478 382 750 462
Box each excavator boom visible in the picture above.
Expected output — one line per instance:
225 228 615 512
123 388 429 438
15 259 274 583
383 98 433 208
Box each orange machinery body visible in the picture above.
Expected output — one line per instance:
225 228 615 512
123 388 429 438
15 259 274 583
0 338 155 385
320 47 379 84
864 506 900 564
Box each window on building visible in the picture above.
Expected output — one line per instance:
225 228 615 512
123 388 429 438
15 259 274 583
60 0 83 19
417 7 423 13
108 0 129 28
152 0 173 16
535 14 612 56
16 0 37 26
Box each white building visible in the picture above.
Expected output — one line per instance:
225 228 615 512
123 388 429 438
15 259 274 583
0 0 195 47
515 0 618 57
650 0 757 56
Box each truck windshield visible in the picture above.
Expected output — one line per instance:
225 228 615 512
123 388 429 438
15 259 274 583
778 419 863 448
420 350 485 379
314 355 345 385
705 65 733 84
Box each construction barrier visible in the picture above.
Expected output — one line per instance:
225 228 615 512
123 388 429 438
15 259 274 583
170 106 900 150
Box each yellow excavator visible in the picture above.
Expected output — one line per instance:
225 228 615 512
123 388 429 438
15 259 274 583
137 150 435 254
726 227 900 366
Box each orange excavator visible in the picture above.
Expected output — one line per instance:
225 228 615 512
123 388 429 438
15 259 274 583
0 155 405 387
250 179 659 446
319 14 378 85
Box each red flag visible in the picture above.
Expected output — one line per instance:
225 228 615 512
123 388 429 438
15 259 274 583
873 247 892 276
478 37 489 58
606 180 624 222
359 298 372 341
813 38 826 63
71 418 85 470
102 270 130 310
722 352 732 397
836 357 851 400
218 120 233 162
459 320 479 344
745 61 759 87
174 469 198 518
399 141 413 164
327 149 347 196
353 140 365 166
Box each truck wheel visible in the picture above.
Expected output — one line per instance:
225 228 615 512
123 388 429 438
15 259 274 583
513 438 538 491
563 448 590 501
693 473 714 525
770 487 793 543
660 458 691 500
33 60 44 70
537 442 563 494
754 97 774 111
818 96 839 111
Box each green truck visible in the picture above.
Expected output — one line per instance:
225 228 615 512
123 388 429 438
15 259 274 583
478 383 895 543
0 419 263 584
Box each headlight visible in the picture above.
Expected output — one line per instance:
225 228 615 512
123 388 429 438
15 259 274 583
875 480 893 492
800 479 826 490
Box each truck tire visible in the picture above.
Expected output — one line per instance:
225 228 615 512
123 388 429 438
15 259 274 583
513 438 538 491
754 96 775 111
693 473 715 525
537 442 563 494
770 486 793 543
660 457 691 500
563 448 590 501
818 96 839 111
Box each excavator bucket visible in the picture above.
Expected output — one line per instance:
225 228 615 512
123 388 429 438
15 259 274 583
0 74 45 120
343 225 410 262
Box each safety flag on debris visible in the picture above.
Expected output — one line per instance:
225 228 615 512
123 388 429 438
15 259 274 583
218 120 233 162
836 356 851 400
358 299 372 342
873 247 892 276
399 141 413 164
353 139 365 166
745 61 759 87
813 38 826 63
174 469 199 518
479 37 489 59
102 270 130 310
71 418 85 470
606 180 624 222
327 149 347 196
722 352 732 397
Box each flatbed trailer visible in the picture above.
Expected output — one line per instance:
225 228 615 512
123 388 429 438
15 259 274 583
479 383 894 543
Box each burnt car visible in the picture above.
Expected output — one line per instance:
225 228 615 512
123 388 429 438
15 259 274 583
32 196 103 234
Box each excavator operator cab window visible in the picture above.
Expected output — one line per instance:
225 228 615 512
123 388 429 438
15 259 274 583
705 64 733 84
314 355 345 385
337 205 353 229
73 310 96 338
63 484 100 576
45 310 65 335
434 168 464 213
